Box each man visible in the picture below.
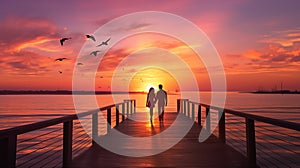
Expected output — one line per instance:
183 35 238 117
156 84 167 121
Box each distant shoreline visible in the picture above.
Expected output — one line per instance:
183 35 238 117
1 90 299 95
247 90 300 94
0 90 146 95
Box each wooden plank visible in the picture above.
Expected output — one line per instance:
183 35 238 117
71 112 250 167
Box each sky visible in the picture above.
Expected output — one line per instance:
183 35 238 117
0 0 300 92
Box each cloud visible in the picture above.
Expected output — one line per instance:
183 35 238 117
0 16 59 48
0 49 55 75
290 56 300 62
92 39 191 72
244 41 300 63
98 48 130 71
77 37 202 82
0 16 86 54
93 16 118 27
223 39 300 75
270 54 289 62
0 16 85 77
7 61 29 69
259 29 300 46
110 21 152 34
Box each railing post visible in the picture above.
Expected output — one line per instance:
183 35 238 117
122 102 125 121
183 99 187 116
130 100 133 114
92 112 98 145
125 100 129 117
246 118 256 165
0 135 17 168
116 105 119 126
187 101 190 118
192 103 195 121
218 110 226 143
179 100 181 113
63 120 73 167
206 107 211 133
133 100 136 113
198 105 201 126
107 108 111 133
177 99 181 113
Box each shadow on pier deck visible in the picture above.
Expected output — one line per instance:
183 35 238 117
70 112 251 167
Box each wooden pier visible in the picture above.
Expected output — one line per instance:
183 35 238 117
1 99 300 167
70 112 250 167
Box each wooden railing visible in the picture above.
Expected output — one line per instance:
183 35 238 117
177 99 300 167
0 99 136 168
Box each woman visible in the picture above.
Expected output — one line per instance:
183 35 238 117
146 87 156 122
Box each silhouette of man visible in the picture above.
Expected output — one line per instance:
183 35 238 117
156 84 167 121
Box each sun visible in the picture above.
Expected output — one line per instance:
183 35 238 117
145 84 157 92
129 68 179 92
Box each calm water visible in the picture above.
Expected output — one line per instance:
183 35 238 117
0 92 300 129
1 92 300 167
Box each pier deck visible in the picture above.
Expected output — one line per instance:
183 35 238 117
71 112 251 167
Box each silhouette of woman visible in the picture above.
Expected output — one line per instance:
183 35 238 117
146 87 156 122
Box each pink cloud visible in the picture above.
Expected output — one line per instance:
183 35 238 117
223 41 300 76
0 16 82 78
0 17 59 47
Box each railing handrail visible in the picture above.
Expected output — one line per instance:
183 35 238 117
0 99 136 167
179 99 300 166
0 114 77 137
188 101 300 132
0 101 133 137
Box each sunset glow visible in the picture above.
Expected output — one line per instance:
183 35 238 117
128 68 179 92
0 0 299 91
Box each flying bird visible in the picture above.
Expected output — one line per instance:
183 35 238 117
60 37 71 46
86 35 96 42
90 50 101 56
96 37 111 47
55 58 68 61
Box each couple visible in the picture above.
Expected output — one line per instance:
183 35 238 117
146 84 168 122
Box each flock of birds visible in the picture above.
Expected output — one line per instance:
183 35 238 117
56 35 111 74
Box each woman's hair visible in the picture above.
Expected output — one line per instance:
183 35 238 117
147 87 154 98
147 87 154 105
148 87 154 93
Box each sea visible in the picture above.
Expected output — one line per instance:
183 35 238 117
1 92 299 129
0 92 299 167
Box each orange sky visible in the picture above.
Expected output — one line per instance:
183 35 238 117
0 0 300 91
